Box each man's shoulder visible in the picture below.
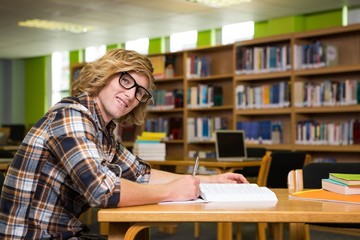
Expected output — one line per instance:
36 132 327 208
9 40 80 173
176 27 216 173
51 96 93 117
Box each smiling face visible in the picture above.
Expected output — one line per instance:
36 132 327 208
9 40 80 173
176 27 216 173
94 71 150 124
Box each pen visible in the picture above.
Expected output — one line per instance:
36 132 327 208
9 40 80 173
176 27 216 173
192 156 200 176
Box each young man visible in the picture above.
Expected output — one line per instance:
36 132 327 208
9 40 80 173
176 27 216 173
0 49 248 239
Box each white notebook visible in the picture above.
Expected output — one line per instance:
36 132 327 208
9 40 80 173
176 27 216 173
199 183 278 203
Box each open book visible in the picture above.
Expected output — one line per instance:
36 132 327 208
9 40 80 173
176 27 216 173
199 183 278 203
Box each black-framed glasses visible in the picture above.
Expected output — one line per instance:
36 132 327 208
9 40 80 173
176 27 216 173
118 72 152 103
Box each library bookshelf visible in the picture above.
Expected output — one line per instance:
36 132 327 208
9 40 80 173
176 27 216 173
291 24 360 162
71 23 360 162
184 44 234 161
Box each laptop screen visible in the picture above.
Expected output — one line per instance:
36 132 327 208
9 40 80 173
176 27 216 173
215 130 247 161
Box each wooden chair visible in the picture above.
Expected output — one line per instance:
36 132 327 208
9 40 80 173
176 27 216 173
252 151 311 240
288 162 360 240
196 148 268 240
0 127 10 145
234 147 267 183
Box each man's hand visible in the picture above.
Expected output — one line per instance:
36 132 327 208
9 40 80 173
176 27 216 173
198 172 249 184
164 175 201 201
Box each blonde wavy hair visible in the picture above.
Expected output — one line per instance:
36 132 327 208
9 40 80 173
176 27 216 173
71 48 155 126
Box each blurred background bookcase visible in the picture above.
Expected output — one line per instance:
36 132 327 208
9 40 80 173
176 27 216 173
184 44 234 161
291 23 360 162
71 23 360 163
146 52 185 160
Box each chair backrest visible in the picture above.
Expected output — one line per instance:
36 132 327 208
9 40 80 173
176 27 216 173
302 162 360 189
0 149 15 158
238 147 267 178
246 147 267 159
258 151 309 188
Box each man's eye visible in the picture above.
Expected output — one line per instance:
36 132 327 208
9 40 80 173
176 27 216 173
122 78 131 85
136 90 145 97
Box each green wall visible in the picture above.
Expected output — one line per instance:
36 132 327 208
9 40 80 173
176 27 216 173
107 44 122 51
24 56 48 126
305 9 343 30
197 29 215 48
149 38 164 54
69 50 84 70
254 9 342 38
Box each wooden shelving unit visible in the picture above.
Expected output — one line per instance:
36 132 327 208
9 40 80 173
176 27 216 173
71 24 360 162
291 24 360 161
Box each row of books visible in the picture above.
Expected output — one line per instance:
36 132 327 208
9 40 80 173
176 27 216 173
149 89 184 110
235 45 291 75
145 117 182 140
296 119 360 145
294 79 360 107
187 85 223 108
293 41 338 70
188 150 216 159
236 120 283 144
235 82 290 109
322 173 360 195
186 55 211 78
148 55 177 79
132 132 166 161
187 117 229 142
187 151 218 175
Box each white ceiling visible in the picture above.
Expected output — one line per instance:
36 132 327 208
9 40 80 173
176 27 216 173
0 0 359 59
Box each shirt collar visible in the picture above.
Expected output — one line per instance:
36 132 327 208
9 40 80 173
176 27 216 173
77 93 116 133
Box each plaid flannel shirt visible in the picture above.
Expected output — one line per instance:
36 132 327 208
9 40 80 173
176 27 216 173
0 93 151 239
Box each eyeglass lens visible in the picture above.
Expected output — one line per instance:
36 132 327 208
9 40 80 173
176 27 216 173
119 72 151 102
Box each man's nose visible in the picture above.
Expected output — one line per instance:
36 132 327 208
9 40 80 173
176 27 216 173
124 87 137 99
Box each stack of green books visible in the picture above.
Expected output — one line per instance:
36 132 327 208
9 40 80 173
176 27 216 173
322 173 360 195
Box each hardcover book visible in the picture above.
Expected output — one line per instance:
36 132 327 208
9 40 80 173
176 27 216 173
322 178 360 195
199 183 278 203
329 173 360 186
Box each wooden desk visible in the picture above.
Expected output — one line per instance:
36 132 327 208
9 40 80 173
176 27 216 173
0 145 19 151
98 189 360 240
146 159 261 173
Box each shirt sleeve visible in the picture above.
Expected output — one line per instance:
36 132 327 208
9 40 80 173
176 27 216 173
46 108 121 208
113 143 151 184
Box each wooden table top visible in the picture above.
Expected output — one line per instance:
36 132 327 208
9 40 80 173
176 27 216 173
0 145 19 151
98 189 360 224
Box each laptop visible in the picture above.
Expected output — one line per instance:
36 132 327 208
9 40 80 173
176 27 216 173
215 130 247 162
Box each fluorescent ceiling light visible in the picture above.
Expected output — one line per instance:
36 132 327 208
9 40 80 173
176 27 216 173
186 0 251 8
18 19 95 33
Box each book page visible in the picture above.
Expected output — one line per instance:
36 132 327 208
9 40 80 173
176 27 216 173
199 183 278 203
159 198 207 205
